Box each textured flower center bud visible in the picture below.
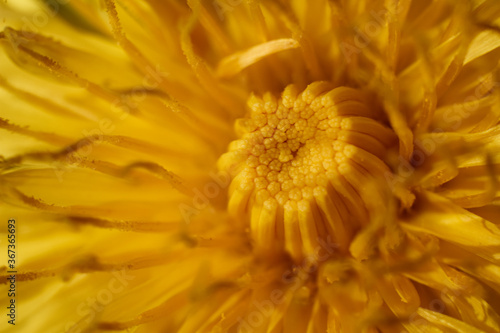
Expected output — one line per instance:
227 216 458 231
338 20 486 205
219 82 397 261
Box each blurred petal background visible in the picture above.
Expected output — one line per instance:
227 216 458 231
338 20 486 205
1 0 500 332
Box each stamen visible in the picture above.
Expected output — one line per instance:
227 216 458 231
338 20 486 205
219 82 398 260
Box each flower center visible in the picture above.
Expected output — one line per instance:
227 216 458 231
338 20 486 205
219 82 397 261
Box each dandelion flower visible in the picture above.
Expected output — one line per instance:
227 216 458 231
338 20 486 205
1 0 500 332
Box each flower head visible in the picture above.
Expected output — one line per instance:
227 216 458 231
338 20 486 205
1 0 500 332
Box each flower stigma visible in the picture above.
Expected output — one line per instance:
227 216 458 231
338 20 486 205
219 82 399 261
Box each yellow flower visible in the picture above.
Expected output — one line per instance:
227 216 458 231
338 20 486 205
1 0 500 332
